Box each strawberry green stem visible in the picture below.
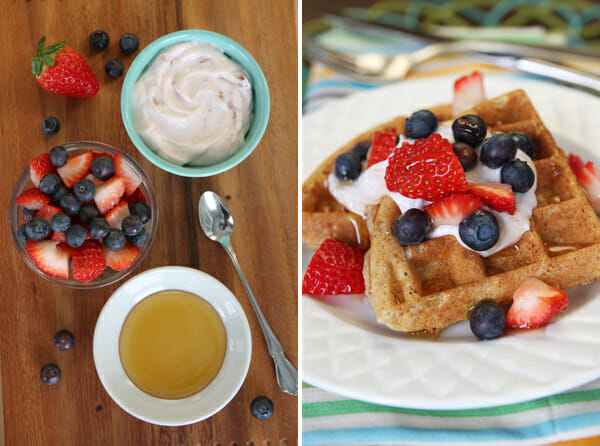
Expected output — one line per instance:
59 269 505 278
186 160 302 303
31 36 66 77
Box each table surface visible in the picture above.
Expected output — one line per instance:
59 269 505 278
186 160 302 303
0 1 298 445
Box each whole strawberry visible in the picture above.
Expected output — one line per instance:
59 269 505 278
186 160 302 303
32 37 99 98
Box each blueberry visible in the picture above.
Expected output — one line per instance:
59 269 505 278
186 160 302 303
104 228 126 250
334 152 361 180
17 224 29 243
119 33 139 55
66 224 87 248
127 227 148 247
405 110 438 139
510 131 535 159
459 210 499 251
452 114 487 147
53 330 74 351
22 207 36 223
59 193 81 215
470 302 505 340
49 145 68 167
121 215 143 236
480 132 516 169
25 218 50 241
40 363 61 385
501 159 535 193
250 396 274 420
41 117 60 135
89 30 109 51
105 58 124 78
352 140 371 161
91 156 114 180
73 179 96 202
392 209 430 246
50 212 71 233
129 201 151 223
88 218 109 241
39 173 61 195
452 142 478 171
51 185 69 206
79 204 99 223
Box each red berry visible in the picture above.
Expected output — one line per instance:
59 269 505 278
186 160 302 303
367 129 397 167
35 204 62 224
15 187 51 210
56 150 93 188
94 177 125 214
469 183 515 215
453 71 485 116
124 188 147 205
30 153 56 188
425 193 482 226
506 278 568 329
103 243 139 271
26 240 70 279
71 241 106 282
104 200 130 228
114 153 142 196
568 155 600 213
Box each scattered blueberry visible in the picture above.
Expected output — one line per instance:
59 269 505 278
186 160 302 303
334 152 362 181
470 302 505 340
51 185 69 206
250 396 274 420
39 173 61 195
50 212 71 233
91 156 114 180
89 30 109 51
452 114 487 147
452 142 478 171
53 330 75 351
66 224 87 248
17 224 29 243
405 110 438 139
479 132 516 169
392 208 430 246
119 33 139 55
121 215 143 236
41 117 60 135
88 218 109 241
79 204 99 223
126 227 148 247
501 159 535 193
25 218 50 241
459 210 499 251
49 145 68 167
22 207 36 224
40 363 61 385
73 178 96 202
129 201 151 223
105 58 124 78
59 193 81 215
104 228 126 250
352 140 371 161
510 131 535 159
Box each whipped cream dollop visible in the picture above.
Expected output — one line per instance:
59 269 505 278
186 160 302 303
132 41 253 166
328 123 537 257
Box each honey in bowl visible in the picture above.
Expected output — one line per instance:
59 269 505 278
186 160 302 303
119 290 227 399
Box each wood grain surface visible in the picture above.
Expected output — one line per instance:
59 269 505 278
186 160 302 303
0 1 298 445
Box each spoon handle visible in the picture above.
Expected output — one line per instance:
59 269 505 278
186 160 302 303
221 238 298 396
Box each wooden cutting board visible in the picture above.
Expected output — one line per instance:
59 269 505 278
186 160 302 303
0 1 298 444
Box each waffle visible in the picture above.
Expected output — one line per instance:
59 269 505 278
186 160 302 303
304 89 600 332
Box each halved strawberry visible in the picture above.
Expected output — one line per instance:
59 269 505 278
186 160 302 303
85 173 105 189
26 240 70 279
35 204 62 223
453 71 485 116
114 153 142 196
568 154 585 172
50 231 67 244
15 187 50 210
30 153 56 188
105 200 130 228
71 241 106 282
568 154 600 213
302 238 365 296
57 150 93 188
124 188 147 205
103 243 139 271
469 183 515 215
94 177 125 214
506 278 568 329
367 128 397 167
425 193 482 226
57 242 78 258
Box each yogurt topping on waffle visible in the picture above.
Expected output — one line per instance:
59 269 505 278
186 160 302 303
328 124 538 257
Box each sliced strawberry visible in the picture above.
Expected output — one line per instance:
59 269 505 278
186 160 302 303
15 187 50 210
30 153 56 188
568 155 600 213
124 188 147 205
94 177 125 214
453 71 485 116
506 278 568 329
385 133 468 201
57 150 93 188
105 200 130 228
568 154 585 172
50 231 67 243
103 243 139 271
114 153 142 196
57 242 78 258
35 204 62 224
71 241 106 282
85 173 105 189
469 183 515 215
367 129 397 167
26 240 70 279
302 238 365 296
425 193 482 226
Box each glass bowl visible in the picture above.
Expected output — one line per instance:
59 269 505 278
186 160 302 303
9 141 158 289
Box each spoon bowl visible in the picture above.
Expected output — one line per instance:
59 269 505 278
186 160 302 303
198 192 234 241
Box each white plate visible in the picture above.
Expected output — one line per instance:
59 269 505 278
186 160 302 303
93 266 252 425
302 75 600 409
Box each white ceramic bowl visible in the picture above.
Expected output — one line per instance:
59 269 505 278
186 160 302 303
93 266 252 425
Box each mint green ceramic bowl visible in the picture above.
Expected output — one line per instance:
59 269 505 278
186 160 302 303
121 30 270 177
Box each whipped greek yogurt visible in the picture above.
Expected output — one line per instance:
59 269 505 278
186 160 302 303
132 41 253 166
328 123 538 257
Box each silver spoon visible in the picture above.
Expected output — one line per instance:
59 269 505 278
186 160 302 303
198 191 298 396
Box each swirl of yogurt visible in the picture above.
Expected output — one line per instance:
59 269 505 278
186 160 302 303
132 41 253 166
